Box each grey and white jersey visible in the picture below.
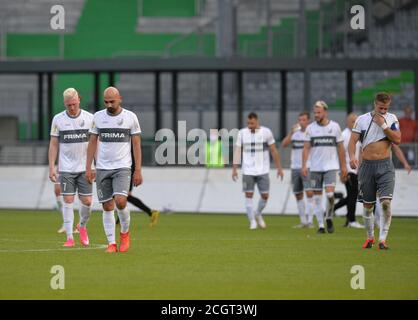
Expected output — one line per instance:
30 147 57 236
236 126 275 176
303 120 343 172
90 108 141 170
50 109 93 173
352 112 399 151
290 129 310 169
342 127 360 174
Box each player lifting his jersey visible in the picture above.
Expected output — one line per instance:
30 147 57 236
349 92 401 250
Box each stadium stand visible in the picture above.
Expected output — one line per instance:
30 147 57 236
0 0 416 146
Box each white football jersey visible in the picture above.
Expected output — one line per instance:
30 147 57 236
352 112 399 150
50 109 94 173
290 129 310 170
342 127 360 174
236 126 275 176
90 108 141 170
304 120 343 172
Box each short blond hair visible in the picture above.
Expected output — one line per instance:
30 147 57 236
314 100 328 110
63 88 79 101
375 92 391 104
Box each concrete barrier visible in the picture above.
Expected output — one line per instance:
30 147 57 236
0 166 417 217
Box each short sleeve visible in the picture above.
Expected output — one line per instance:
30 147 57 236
130 113 141 135
335 123 343 143
266 128 275 145
50 116 59 137
352 117 362 134
89 115 98 135
87 114 94 130
389 114 400 131
303 126 311 142
235 130 242 147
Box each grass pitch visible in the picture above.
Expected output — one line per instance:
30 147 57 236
0 210 417 300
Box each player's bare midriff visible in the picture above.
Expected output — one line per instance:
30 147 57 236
362 140 391 160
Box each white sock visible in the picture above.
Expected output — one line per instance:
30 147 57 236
306 197 314 224
375 200 382 227
296 199 307 224
79 203 91 228
379 200 392 242
362 206 375 239
245 198 254 222
313 195 324 228
255 198 268 216
117 206 131 234
56 196 63 212
62 202 74 240
325 192 335 220
103 210 116 244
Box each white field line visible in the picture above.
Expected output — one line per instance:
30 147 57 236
0 238 107 253
0 235 364 253
130 237 363 241
0 245 108 253
0 238 65 243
